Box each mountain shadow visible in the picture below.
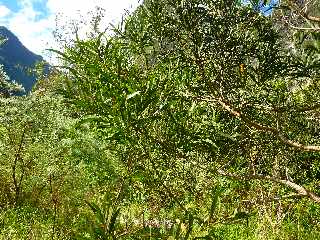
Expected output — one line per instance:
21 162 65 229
0 26 46 93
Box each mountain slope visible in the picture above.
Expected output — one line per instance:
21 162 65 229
0 26 44 93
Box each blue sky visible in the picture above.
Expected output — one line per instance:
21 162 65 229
0 0 140 61
257 0 278 15
0 0 278 62
0 0 19 12
242 0 278 15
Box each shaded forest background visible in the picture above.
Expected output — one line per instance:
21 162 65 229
1 0 320 239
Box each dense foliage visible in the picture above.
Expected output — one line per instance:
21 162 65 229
1 0 320 239
0 64 24 96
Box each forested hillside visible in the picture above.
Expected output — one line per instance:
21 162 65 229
1 0 320 239
0 26 46 93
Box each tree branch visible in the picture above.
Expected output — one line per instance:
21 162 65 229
272 103 320 113
218 97 320 151
12 124 28 205
289 25 320 32
305 15 320 23
192 94 320 152
217 170 320 203
286 0 320 23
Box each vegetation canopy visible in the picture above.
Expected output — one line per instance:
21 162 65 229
1 0 320 239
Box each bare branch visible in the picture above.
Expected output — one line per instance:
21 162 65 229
218 97 320 151
289 25 320 31
272 103 320 113
305 15 320 23
190 94 320 152
286 0 320 23
217 169 320 203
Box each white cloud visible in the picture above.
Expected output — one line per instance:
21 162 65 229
0 5 11 18
1 0 140 62
4 0 55 60
46 0 139 18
